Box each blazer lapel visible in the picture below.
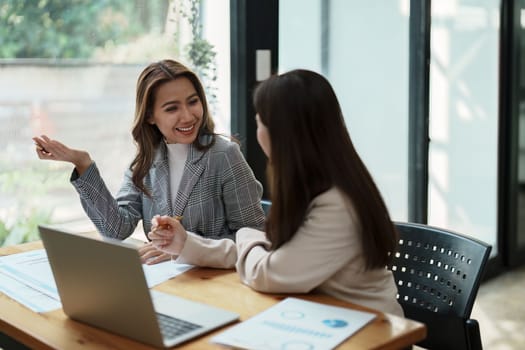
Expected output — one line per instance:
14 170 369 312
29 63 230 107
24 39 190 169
151 143 173 216
173 142 207 216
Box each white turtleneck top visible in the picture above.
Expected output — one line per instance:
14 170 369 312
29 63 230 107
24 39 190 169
166 142 189 205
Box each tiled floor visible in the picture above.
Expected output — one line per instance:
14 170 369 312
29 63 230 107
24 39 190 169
471 266 525 349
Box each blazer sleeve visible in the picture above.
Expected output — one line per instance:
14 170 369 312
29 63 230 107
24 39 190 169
71 163 142 240
217 141 266 239
235 189 360 293
170 140 265 268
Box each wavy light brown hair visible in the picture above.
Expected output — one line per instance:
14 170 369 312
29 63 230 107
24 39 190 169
253 69 397 269
130 59 215 195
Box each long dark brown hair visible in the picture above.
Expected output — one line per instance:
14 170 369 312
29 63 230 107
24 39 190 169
253 69 397 269
130 59 215 195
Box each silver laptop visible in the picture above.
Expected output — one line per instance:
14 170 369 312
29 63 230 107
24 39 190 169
38 225 239 348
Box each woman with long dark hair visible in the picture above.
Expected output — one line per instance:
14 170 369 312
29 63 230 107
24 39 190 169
235 69 403 315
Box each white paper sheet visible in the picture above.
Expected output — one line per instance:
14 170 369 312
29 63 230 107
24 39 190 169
0 271 61 313
211 297 377 350
0 249 59 299
142 261 194 287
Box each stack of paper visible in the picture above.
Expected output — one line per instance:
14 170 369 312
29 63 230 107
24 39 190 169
212 297 377 350
0 249 193 313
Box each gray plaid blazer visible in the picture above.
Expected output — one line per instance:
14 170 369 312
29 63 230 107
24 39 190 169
71 134 266 240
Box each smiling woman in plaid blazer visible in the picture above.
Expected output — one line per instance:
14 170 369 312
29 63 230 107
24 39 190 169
33 59 266 268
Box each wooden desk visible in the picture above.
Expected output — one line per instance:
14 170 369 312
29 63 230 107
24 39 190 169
0 241 426 350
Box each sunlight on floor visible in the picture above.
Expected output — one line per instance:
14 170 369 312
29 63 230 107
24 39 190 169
471 266 525 349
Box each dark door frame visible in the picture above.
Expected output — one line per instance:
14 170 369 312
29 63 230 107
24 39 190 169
408 0 431 224
500 0 525 268
230 0 278 199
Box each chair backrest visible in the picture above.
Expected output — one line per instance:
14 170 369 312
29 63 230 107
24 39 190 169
389 222 491 350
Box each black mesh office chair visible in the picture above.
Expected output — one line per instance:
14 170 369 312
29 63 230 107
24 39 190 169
389 222 491 350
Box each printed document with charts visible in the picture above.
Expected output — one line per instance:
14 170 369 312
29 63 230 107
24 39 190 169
211 297 377 350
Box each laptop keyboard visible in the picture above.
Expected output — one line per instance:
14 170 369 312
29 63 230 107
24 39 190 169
156 313 203 339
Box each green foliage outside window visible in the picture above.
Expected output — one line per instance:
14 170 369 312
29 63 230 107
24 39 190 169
0 0 149 59
0 162 69 246
181 0 218 111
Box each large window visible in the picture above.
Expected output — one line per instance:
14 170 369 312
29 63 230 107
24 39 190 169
279 0 410 220
0 0 230 246
428 0 499 250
